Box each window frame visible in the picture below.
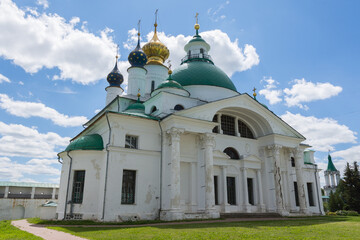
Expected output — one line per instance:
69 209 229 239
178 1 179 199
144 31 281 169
227 176 236 205
125 135 138 149
121 170 137 205
71 170 85 204
221 115 236 136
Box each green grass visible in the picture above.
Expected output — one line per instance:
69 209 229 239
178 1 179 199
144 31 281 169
0 220 42 240
47 216 360 240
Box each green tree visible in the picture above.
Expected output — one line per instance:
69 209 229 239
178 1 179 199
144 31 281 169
328 190 344 212
342 162 360 212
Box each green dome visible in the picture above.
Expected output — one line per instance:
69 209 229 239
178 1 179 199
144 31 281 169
65 134 104 151
125 102 145 112
156 80 185 90
172 61 237 92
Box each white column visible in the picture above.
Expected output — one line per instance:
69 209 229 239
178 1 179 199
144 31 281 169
218 114 223 134
31 187 35 199
127 67 147 96
241 167 250 212
235 117 240 137
256 169 265 212
52 188 56 199
293 147 308 214
201 133 216 214
105 86 124 106
336 172 340 186
190 162 197 208
269 145 287 215
167 127 184 212
4 186 9 198
221 166 228 211
324 171 330 187
330 173 336 187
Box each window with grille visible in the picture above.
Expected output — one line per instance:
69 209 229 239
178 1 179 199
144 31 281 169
227 177 236 205
221 115 235 136
72 170 85 204
223 147 240 160
121 170 136 204
238 120 254 139
125 135 138 149
307 182 315 206
212 115 219 133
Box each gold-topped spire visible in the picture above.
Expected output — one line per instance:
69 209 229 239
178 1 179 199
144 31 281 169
253 87 257 99
168 60 172 75
137 20 141 37
116 44 119 59
137 88 141 100
194 12 200 35
142 9 170 65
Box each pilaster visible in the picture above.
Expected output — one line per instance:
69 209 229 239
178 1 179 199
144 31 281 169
293 147 308 214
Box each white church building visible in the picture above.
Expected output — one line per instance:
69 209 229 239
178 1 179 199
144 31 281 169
56 18 324 221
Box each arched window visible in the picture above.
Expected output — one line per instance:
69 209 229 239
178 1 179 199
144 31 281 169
174 104 184 111
238 120 254 139
223 147 240 160
150 106 157 113
151 81 155 92
200 48 204 54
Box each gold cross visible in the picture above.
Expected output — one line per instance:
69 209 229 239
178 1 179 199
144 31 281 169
155 9 158 24
116 44 119 59
253 87 256 93
167 60 172 70
195 13 199 24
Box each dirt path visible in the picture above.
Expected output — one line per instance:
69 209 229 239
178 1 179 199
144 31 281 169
11 219 87 240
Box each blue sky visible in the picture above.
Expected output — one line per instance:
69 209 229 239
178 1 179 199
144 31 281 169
0 0 359 186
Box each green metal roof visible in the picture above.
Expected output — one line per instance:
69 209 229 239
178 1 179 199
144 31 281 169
172 61 237 91
65 134 104 152
189 35 206 44
327 154 338 171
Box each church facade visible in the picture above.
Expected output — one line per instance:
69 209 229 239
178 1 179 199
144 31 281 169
56 19 324 221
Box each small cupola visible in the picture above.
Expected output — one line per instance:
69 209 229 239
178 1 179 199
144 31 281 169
106 55 124 87
128 20 147 68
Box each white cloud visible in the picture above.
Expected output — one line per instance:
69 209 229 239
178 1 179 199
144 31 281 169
18 81 24 85
0 157 60 182
333 145 360 169
0 94 88 127
0 73 10 83
139 29 259 78
259 77 282 104
36 0 48 9
0 121 70 159
284 78 342 109
0 0 116 84
281 112 357 152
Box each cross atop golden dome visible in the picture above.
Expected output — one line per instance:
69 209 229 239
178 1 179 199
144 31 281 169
142 9 170 65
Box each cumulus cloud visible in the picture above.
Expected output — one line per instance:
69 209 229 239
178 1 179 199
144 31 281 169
207 1 230 22
138 29 259 77
281 112 357 152
0 94 88 127
0 121 70 158
0 157 60 182
333 145 360 172
0 0 116 84
259 77 282 105
284 78 342 109
0 73 10 83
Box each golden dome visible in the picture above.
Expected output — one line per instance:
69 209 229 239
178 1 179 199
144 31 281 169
142 23 170 65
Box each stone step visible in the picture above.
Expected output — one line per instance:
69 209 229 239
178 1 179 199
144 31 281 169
220 212 282 219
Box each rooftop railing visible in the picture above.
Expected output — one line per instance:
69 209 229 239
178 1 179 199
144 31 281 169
181 53 213 64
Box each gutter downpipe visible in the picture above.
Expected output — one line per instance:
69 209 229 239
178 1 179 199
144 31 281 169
158 119 163 220
63 151 73 220
102 111 111 221
314 164 322 214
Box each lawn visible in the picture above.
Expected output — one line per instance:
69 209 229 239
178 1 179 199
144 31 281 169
0 220 41 240
47 216 360 240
